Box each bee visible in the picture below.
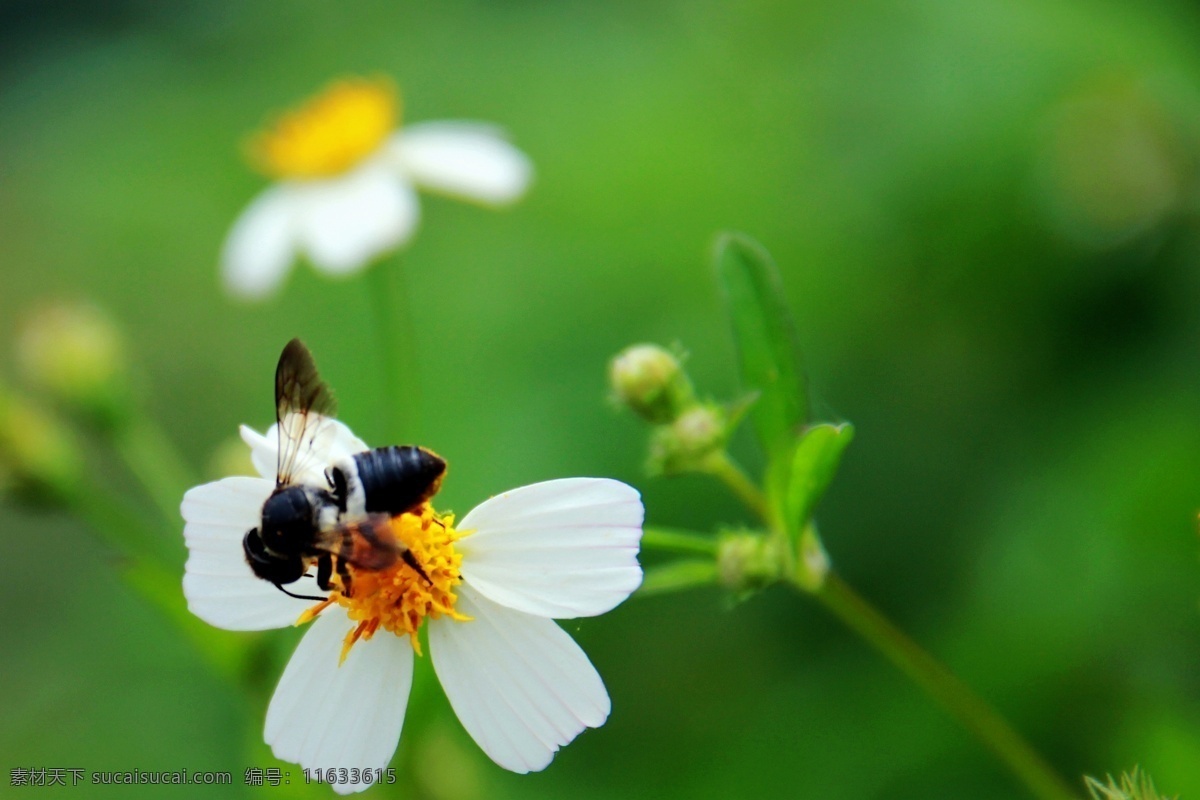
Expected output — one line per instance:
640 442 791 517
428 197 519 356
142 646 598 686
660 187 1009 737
242 339 446 601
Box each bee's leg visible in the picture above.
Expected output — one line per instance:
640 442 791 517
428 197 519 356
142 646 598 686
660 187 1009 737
272 583 326 602
335 551 354 598
315 553 334 592
335 558 353 598
400 548 432 585
327 467 349 514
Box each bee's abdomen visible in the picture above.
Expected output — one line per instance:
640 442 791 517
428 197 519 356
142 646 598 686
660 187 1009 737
352 446 446 516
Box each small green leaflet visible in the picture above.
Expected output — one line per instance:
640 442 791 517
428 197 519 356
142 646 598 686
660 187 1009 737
766 423 854 541
713 232 808 458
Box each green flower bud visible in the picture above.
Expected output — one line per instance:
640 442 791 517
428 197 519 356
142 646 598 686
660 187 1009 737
716 531 784 591
1086 768 1174 800
0 387 84 505
16 301 130 428
609 344 695 424
647 403 727 475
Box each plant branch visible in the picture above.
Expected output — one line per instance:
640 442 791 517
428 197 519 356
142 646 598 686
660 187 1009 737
703 451 770 524
812 573 1079 800
110 417 195 542
641 526 719 556
366 256 420 442
639 561 718 597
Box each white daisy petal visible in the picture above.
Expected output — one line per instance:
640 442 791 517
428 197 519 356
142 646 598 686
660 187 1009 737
388 122 532 206
429 586 610 773
266 611 414 795
221 185 298 300
323 419 371 458
181 476 314 630
240 417 370 487
457 478 644 618
239 424 276 481
295 162 419 275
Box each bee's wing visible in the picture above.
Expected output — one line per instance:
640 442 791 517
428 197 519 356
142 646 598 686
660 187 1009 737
274 339 337 487
311 515 402 571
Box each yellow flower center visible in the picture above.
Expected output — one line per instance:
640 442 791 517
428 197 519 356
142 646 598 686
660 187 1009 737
297 506 468 662
248 77 398 180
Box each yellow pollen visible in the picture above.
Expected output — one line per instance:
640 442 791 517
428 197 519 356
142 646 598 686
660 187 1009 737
299 506 468 663
247 77 398 180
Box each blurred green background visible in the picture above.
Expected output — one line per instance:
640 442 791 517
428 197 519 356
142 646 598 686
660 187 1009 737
3 0 1200 797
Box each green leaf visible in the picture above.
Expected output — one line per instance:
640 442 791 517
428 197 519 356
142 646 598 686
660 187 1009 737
785 423 854 535
713 232 807 456
764 438 797 533
770 423 854 539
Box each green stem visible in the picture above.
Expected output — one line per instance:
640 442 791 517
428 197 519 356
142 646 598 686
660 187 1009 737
812 573 1079 800
641 526 719 556
110 417 196 541
121 558 247 684
703 451 771 524
367 256 420 442
68 482 162 563
68 484 246 681
639 561 718 597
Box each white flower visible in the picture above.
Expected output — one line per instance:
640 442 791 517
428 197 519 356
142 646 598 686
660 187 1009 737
180 418 643 794
222 77 533 300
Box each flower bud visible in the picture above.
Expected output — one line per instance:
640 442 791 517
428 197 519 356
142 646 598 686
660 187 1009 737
646 404 727 475
0 387 84 505
16 300 129 428
1086 768 1172 800
716 532 784 592
609 344 694 424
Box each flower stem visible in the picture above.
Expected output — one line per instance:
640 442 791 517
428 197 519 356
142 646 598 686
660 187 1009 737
110 417 195 543
641 526 719 556
366 256 420 442
639 561 718 597
811 573 1079 800
68 481 161 563
68 483 246 680
703 451 771 523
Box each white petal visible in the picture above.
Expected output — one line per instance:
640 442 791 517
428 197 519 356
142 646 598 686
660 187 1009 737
457 479 644 618
389 122 532 206
221 185 298 300
266 611 414 794
240 417 370 487
239 424 277 481
294 162 419 275
429 586 610 773
181 477 314 630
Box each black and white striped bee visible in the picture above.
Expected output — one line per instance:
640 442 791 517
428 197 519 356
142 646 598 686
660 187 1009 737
242 339 446 601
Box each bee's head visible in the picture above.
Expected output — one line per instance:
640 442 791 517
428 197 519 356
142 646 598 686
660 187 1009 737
243 527 307 584
260 486 316 554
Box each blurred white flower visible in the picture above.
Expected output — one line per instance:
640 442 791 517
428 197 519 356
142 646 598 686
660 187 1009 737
181 418 643 794
223 77 532 300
